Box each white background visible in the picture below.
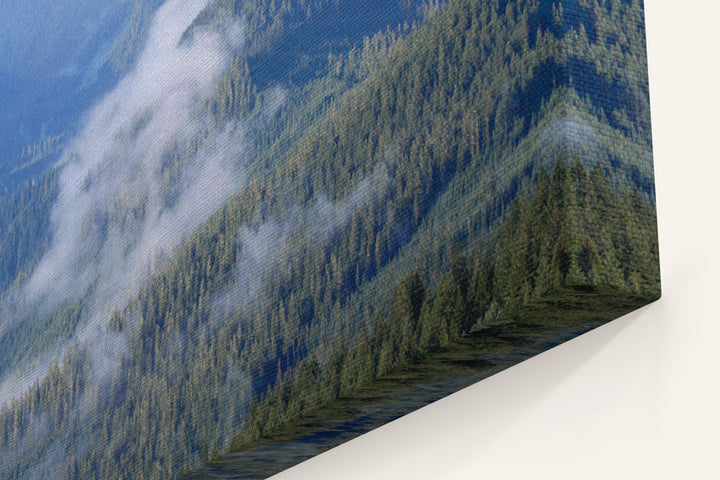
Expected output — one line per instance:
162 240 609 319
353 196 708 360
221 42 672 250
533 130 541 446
277 0 720 478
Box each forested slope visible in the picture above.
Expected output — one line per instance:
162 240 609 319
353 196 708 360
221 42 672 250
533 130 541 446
0 0 657 478
216 159 659 474
0 0 424 400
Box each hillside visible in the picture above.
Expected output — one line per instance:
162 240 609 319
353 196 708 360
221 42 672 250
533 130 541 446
0 0 657 478
0 0 169 190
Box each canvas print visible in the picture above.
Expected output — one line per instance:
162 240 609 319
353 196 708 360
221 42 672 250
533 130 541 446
0 0 660 478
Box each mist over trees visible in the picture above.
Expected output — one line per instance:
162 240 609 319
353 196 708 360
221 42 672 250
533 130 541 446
231 158 660 454
0 0 658 478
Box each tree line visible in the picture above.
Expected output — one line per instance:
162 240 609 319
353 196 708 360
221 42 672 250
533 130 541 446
0 0 658 478
224 158 660 454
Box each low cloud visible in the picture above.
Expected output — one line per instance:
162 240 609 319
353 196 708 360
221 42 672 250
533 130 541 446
1 0 247 405
213 160 393 322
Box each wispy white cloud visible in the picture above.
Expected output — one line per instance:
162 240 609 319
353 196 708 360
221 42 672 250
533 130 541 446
0 0 247 406
213 159 393 321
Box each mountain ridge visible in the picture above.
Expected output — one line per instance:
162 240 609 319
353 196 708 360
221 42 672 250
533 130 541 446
0 0 657 478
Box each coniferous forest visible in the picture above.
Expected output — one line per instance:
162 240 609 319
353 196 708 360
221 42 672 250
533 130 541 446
0 0 659 478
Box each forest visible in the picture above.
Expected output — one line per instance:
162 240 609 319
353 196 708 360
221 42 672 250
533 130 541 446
0 0 658 478
224 158 659 464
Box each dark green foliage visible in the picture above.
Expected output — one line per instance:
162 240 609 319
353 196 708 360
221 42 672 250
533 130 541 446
0 0 659 478
221 159 660 462
494 158 660 308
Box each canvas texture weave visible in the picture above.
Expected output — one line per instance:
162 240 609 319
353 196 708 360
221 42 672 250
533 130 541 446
0 1 659 478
